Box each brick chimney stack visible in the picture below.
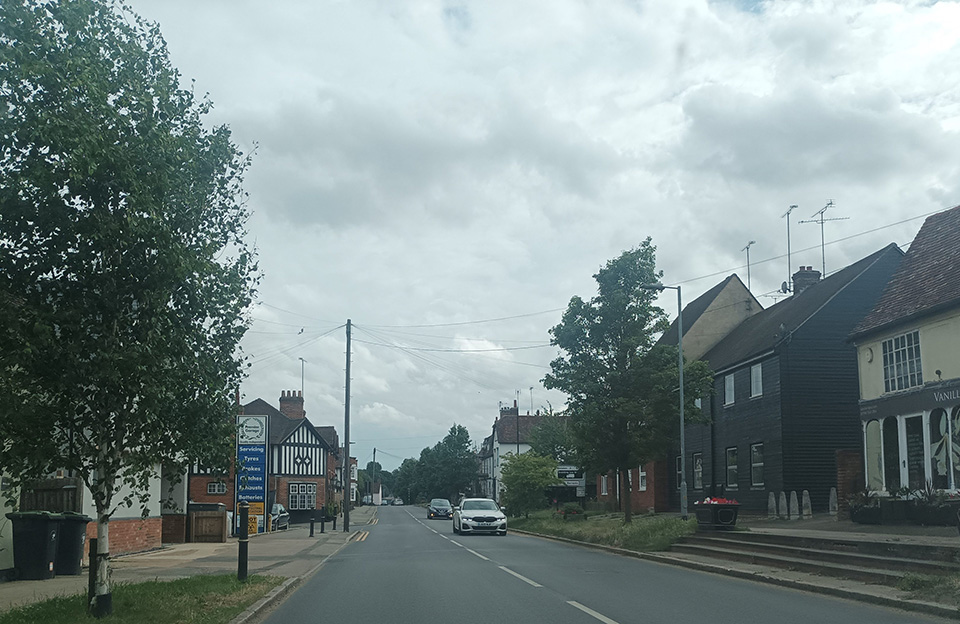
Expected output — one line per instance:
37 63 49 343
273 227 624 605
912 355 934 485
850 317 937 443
792 265 822 295
279 390 306 419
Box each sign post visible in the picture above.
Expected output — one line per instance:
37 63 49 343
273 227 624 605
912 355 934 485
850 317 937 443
236 415 268 535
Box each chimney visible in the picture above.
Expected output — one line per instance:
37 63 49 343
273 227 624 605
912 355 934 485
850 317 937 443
279 389 306 419
792 265 821 295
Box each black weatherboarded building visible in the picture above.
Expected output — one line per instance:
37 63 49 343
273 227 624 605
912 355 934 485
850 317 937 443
685 244 903 513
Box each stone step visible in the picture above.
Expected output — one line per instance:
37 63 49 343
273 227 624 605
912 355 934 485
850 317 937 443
715 530 960 564
670 542 907 586
680 534 960 576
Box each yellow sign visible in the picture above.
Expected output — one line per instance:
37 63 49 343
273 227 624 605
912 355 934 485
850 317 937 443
248 502 264 515
248 515 259 535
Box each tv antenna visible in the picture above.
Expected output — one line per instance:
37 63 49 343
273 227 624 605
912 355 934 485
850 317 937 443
781 205 797 293
741 240 756 291
798 200 848 275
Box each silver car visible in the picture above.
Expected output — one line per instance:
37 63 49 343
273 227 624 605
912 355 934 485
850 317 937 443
453 498 507 536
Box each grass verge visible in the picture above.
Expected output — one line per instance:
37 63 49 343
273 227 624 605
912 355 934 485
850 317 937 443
510 510 697 551
898 573 960 608
0 574 284 624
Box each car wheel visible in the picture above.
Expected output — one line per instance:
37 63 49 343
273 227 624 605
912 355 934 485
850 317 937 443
453 522 459 534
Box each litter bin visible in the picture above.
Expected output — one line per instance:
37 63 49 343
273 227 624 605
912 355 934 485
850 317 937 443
6 511 63 580
55 511 92 575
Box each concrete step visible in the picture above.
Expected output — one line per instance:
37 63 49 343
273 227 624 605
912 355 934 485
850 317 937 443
681 534 960 576
670 542 907 585
720 530 960 564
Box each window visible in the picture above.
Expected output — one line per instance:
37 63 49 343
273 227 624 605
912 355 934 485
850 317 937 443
882 330 922 393
750 443 764 486
725 447 738 489
207 481 226 495
638 466 647 491
601 475 608 496
693 453 703 489
750 363 762 397
675 456 682 490
724 374 735 405
289 482 317 510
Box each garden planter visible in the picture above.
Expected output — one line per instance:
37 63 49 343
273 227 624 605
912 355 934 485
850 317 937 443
694 503 739 530
879 498 910 524
908 501 960 526
849 504 882 525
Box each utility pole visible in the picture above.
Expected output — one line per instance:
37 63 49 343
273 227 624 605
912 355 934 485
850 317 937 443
298 357 306 396
343 319 351 532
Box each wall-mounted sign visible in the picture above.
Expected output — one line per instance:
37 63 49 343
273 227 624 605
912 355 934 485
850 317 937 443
236 415 268 534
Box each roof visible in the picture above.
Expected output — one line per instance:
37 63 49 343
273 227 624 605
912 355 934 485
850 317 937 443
314 425 339 452
703 244 903 372
852 205 960 339
657 274 745 348
495 413 543 446
242 397 320 446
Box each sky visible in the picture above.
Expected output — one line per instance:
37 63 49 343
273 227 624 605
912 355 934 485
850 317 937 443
125 0 960 472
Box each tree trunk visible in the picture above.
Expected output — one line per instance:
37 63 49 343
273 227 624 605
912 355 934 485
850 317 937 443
621 467 633 523
91 513 112 617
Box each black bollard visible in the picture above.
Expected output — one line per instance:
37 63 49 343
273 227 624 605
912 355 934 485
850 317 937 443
238 501 249 582
309 514 315 537
320 514 325 534
332 514 337 531
87 537 97 615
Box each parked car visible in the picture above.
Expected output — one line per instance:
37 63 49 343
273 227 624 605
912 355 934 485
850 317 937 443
427 498 452 519
453 498 507 535
271 503 290 531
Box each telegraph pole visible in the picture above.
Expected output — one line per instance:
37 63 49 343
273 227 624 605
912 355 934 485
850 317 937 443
343 319 351 532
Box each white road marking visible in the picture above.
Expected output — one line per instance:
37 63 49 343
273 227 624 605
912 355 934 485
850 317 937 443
464 548 489 561
498 566 542 587
567 601 620 624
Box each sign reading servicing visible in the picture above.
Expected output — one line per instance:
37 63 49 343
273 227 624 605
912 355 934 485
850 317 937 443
236 415 268 534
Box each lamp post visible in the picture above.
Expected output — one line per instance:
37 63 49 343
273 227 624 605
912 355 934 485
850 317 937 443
641 283 687 520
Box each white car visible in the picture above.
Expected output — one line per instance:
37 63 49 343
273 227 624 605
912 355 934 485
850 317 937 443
453 498 507 536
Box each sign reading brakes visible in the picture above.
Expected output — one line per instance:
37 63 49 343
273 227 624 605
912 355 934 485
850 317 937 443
236 415 268 533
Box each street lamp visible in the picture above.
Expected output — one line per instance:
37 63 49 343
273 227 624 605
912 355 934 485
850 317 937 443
641 282 687 520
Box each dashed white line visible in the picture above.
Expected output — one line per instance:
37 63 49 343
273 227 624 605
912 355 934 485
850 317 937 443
464 548 489 561
567 601 620 624
498 566 542 587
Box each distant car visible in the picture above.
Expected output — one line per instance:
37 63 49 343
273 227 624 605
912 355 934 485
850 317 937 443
270 503 290 531
453 498 507 536
427 498 452 519
394 498 403 506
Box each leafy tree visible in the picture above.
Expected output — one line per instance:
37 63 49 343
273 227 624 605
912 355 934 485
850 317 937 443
543 240 712 523
500 452 560 518
528 405 576 464
392 458 419 504
0 0 258 615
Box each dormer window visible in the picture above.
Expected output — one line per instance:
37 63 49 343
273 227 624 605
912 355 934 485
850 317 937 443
882 330 922 392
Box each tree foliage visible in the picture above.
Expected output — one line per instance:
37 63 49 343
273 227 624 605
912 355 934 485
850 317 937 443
543 240 712 522
390 425 478 504
0 0 258 613
500 452 560 518
528 405 576 464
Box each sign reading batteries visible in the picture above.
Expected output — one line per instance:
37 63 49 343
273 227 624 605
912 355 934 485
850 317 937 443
237 415 268 534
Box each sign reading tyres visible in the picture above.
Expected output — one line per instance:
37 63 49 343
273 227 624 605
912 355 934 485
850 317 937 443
236 415 268 534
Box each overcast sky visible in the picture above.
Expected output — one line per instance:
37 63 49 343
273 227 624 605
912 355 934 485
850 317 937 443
127 0 960 472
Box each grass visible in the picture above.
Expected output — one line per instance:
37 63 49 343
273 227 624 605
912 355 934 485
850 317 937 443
510 509 697 551
0 574 284 624
898 573 960 607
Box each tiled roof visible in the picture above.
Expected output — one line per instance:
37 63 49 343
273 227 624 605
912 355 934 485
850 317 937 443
852 205 960 338
242 398 307 445
657 274 745 347
703 244 903 372
495 413 543 446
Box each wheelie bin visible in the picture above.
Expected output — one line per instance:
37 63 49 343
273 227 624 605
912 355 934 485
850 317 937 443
5 511 63 580
55 511 92 575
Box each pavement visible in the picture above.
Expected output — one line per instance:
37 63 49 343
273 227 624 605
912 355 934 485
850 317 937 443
3 507 960 621
0 505 378 622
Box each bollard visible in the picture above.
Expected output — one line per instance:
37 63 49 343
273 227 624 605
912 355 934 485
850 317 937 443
310 515 315 537
238 501 249 582
320 514 325 534
333 514 337 531
87 537 98 615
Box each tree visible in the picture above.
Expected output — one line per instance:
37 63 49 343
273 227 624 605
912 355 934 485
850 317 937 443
500 452 560 518
0 0 258 615
528 404 576 464
543 240 712 523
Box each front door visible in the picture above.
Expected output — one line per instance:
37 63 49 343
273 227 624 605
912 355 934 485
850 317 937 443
904 415 925 490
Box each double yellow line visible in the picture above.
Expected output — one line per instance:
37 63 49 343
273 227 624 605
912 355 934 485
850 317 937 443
352 531 370 542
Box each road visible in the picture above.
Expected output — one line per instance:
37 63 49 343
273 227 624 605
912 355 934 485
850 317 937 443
261 506 952 624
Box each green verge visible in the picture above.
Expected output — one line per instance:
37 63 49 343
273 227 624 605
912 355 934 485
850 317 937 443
898 573 960 608
510 510 697 551
0 574 284 624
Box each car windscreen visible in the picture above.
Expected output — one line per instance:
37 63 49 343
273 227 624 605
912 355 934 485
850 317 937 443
462 500 498 511
431 499 450 507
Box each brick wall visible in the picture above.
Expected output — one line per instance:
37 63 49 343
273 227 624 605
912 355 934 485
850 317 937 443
836 449 864 517
84 517 162 560
189 474 235 512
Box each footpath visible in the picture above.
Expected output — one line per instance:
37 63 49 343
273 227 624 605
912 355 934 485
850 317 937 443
0 505 378 622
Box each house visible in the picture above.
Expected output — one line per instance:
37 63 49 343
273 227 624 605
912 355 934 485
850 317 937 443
480 401 543 503
850 205 960 496
684 245 903 513
189 390 338 528
595 274 761 513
